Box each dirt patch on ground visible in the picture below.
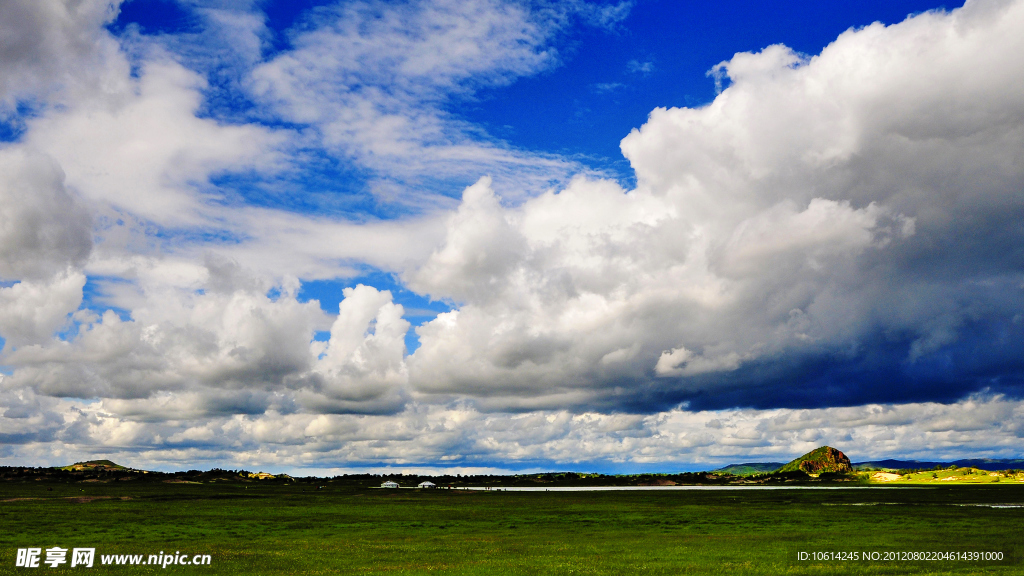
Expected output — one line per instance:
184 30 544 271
65 496 133 503
872 472 901 482
4 496 131 503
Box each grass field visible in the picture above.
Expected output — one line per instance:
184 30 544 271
868 468 1024 485
2 480 1023 575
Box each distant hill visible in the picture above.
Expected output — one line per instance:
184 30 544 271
712 463 785 476
951 459 1024 471
711 455 1024 475
61 460 127 471
778 446 852 475
853 460 944 471
854 458 1024 472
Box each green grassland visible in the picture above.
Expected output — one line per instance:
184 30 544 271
2 479 1024 575
865 467 1024 485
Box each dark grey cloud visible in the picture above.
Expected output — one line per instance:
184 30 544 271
0 0 123 105
0 150 91 281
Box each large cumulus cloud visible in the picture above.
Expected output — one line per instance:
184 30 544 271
3 257 410 415
407 0 1024 411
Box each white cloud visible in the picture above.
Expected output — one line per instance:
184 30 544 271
3 392 1024 471
3 257 323 399
208 208 448 281
2 262 417 416
655 346 744 377
411 177 530 303
27 57 285 227
403 0 1024 410
627 59 653 75
302 284 411 414
247 0 613 207
0 269 85 348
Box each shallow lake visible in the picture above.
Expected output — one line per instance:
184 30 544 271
455 485 914 491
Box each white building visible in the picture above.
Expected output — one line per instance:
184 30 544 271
381 480 399 488
417 481 436 489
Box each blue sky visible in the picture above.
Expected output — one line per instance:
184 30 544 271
1 0 1023 474
106 0 969 216
461 0 966 171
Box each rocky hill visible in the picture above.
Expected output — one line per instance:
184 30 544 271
777 446 852 475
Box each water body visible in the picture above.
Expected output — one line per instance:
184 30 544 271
455 485 914 492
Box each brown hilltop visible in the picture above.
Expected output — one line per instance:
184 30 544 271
61 460 127 472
